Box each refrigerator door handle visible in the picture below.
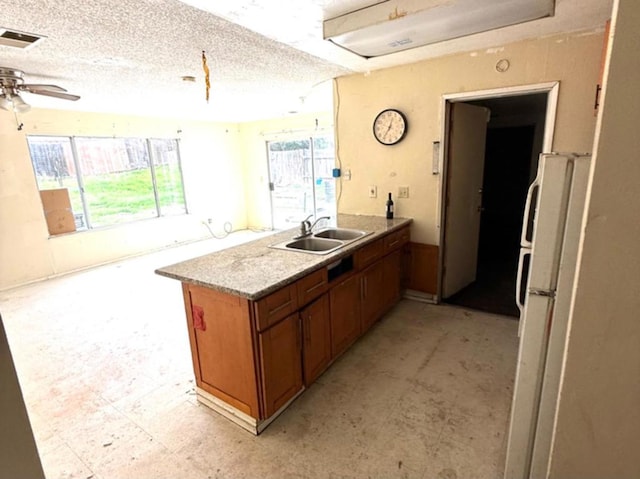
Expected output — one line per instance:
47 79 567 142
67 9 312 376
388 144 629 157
516 248 530 335
521 175 540 249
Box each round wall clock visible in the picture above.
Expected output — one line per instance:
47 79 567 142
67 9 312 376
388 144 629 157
373 109 407 145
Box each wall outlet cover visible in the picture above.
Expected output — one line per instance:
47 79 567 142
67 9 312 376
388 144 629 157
398 186 409 198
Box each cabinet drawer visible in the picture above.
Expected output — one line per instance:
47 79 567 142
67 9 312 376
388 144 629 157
254 284 298 332
384 226 410 252
297 268 328 307
355 237 384 269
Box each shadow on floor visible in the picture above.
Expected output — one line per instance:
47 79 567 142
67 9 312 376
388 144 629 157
445 252 520 318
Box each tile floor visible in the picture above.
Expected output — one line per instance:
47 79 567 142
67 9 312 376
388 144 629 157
1 231 519 479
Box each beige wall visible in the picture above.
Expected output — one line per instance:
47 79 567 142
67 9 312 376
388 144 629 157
240 112 334 229
0 109 245 290
334 30 604 245
548 0 640 476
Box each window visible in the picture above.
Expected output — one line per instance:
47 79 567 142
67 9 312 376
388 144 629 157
28 136 186 233
267 134 337 230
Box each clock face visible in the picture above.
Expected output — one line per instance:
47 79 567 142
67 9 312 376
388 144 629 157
373 109 407 145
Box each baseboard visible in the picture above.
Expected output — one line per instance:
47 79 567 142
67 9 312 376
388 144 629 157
196 386 304 435
403 289 438 304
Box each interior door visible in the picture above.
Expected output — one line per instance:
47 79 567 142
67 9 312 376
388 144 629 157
442 102 489 298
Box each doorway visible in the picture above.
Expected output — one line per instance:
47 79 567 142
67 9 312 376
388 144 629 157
439 85 555 317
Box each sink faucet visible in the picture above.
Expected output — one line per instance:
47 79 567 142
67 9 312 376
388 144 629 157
297 215 330 238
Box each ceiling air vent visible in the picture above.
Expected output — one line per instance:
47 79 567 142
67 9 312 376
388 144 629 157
0 28 46 49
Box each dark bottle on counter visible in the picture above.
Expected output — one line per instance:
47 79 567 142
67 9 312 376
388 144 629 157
386 192 394 219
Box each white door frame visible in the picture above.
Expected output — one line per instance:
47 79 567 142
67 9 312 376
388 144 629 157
436 81 559 301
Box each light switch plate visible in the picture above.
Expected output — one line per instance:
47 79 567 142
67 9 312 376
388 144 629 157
368 185 377 198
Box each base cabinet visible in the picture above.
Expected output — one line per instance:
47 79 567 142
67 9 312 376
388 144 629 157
382 249 403 307
185 285 261 418
360 259 387 332
329 274 362 358
301 294 332 386
258 313 303 418
181 224 410 433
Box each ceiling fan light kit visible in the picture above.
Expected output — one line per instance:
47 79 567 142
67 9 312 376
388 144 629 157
2 92 31 113
0 67 80 114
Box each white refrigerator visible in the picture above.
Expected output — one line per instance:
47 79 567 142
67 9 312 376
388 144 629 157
504 153 591 479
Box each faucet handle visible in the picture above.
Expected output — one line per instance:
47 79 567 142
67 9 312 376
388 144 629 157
298 214 313 236
301 214 313 229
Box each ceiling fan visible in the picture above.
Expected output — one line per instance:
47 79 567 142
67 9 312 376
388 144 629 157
0 67 80 113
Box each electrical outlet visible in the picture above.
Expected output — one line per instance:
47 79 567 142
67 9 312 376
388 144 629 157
368 185 377 198
398 186 409 198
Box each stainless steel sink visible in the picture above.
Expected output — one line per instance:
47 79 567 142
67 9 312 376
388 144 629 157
269 236 344 255
269 228 371 255
285 237 343 252
312 228 369 241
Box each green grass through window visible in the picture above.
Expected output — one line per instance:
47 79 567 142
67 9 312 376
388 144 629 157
39 165 184 227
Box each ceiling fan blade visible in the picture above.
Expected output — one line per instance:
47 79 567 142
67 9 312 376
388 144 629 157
26 89 80 101
22 84 68 93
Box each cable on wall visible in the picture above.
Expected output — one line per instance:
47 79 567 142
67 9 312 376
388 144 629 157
333 78 343 209
202 220 233 239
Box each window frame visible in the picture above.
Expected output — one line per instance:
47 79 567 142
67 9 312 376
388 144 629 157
27 134 188 233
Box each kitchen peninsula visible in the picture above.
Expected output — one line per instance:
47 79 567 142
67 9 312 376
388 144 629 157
156 214 412 433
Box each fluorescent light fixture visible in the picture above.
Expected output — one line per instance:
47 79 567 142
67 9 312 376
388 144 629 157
324 0 555 58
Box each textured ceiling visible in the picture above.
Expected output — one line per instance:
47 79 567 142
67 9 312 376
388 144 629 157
0 0 352 121
0 0 613 122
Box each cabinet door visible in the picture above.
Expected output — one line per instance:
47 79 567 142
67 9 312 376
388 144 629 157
258 313 303 418
360 259 386 332
329 274 361 358
301 294 331 386
382 249 403 309
186 285 260 418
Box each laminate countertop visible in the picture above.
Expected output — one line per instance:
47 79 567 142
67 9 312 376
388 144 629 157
155 214 412 300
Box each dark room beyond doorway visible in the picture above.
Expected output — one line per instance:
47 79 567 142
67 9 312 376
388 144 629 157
447 125 535 316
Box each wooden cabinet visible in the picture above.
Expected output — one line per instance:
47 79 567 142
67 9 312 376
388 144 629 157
300 294 331 385
297 267 328 306
253 283 298 332
179 224 411 433
329 274 361 358
354 236 384 269
384 225 410 253
382 249 403 307
258 312 303 418
361 247 404 332
183 284 261 418
360 259 387 332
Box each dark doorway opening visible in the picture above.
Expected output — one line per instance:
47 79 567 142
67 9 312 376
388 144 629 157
444 93 547 317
